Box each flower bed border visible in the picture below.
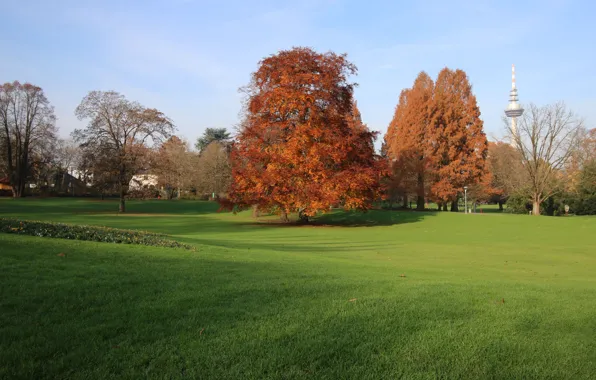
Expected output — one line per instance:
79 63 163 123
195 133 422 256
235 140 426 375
0 218 194 251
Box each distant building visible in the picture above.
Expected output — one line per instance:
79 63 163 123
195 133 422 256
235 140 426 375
0 177 11 191
129 174 159 190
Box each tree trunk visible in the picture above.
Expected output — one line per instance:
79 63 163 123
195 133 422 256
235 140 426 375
280 210 289 223
416 195 425 211
119 189 126 213
402 194 408 209
450 200 459 212
532 199 540 216
298 209 309 224
252 205 260 218
416 173 425 210
10 171 26 198
119 182 128 212
498 200 503 211
442 202 448 211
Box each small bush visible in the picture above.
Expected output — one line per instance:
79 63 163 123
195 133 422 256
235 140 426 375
570 195 596 215
505 194 532 214
0 218 194 250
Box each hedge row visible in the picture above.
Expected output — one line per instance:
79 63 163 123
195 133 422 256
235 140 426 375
0 218 194 250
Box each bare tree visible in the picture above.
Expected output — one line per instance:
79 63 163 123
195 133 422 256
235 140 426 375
506 102 583 215
487 141 526 210
78 142 120 199
194 141 231 197
74 91 174 212
0 81 57 197
154 136 195 199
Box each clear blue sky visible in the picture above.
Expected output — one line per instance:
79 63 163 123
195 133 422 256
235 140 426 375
2 0 594 149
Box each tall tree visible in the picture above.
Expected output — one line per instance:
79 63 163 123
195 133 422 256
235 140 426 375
566 128 596 193
0 81 57 197
73 91 174 212
384 72 435 210
195 128 231 152
78 142 120 199
507 102 583 215
487 141 526 210
195 141 232 197
154 136 194 199
226 47 382 222
429 68 488 211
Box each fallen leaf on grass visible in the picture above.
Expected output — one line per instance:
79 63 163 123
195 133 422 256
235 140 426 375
399 274 406 278
200 328 205 335
57 253 66 257
348 298 357 302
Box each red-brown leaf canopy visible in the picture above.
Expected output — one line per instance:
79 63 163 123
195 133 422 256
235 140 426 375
429 68 488 202
228 47 382 216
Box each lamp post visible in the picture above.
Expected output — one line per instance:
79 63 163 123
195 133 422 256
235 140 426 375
464 186 468 214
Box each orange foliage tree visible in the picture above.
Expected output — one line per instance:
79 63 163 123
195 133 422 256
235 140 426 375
383 68 488 211
226 47 383 222
428 68 488 211
384 72 435 210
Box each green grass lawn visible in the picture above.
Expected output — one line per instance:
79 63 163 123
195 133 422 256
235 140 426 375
1 198 595 379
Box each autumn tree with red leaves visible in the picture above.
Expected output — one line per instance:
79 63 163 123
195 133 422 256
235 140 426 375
428 68 488 211
226 47 383 222
383 68 487 211
384 72 435 210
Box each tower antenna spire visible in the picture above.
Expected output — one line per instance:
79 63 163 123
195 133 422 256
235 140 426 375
505 64 524 146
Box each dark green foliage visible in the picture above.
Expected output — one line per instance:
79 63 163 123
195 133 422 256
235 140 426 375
505 193 532 214
0 218 194 250
570 195 596 215
569 161 596 215
195 127 231 152
507 193 573 216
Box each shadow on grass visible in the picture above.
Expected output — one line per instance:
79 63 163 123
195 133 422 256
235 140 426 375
0 198 220 216
3 235 586 379
228 209 437 229
311 209 437 227
477 207 506 214
0 236 478 379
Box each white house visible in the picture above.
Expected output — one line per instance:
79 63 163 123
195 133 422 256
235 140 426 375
129 174 159 190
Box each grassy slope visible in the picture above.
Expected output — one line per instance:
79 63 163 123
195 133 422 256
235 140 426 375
1 199 595 379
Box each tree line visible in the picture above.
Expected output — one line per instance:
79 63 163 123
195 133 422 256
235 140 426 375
1 47 594 217
0 84 233 212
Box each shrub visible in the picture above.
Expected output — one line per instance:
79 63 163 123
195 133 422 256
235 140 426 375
0 218 194 250
570 194 596 215
505 193 532 214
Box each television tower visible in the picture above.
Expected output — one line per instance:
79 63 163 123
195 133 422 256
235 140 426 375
504 64 524 146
